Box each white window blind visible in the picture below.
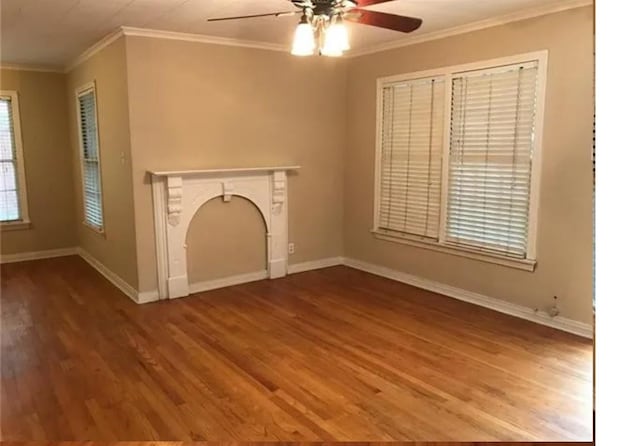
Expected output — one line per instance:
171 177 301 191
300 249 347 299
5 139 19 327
378 77 445 239
77 87 103 229
446 62 539 258
0 96 21 222
373 53 546 269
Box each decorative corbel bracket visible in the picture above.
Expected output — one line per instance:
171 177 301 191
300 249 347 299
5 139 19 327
272 171 286 214
167 176 183 226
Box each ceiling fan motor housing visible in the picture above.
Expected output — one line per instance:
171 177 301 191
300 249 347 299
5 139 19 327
291 0 359 17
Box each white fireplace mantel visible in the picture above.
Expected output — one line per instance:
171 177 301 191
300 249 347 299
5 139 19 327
150 166 300 300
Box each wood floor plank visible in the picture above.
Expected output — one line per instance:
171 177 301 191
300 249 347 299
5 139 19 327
0 256 593 441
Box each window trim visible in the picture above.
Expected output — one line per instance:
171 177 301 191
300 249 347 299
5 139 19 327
0 90 30 229
75 81 105 235
372 50 548 270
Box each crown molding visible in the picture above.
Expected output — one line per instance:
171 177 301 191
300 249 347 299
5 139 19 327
57 0 591 70
0 63 64 73
65 28 125 73
62 25 289 74
347 0 593 58
120 26 290 53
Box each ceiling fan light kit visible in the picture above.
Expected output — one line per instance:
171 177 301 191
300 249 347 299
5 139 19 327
320 15 350 57
291 14 316 56
293 10 350 57
207 0 422 58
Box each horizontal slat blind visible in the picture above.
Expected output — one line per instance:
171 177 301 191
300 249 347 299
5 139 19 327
378 76 445 239
446 62 538 258
0 97 20 222
78 89 103 229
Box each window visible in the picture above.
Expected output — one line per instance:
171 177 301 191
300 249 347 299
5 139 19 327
76 82 104 231
374 52 547 270
0 91 29 227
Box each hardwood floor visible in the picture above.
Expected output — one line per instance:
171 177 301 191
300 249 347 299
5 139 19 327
0 443 592 446
1 256 593 441
0 443 593 446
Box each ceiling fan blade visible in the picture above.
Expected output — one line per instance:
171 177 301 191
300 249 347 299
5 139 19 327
207 11 298 22
354 0 395 6
345 9 422 33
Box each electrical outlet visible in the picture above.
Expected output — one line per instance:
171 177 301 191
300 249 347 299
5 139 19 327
548 295 560 317
288 242 295 255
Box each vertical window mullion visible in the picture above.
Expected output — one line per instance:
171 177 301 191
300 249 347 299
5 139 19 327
438 73 453 244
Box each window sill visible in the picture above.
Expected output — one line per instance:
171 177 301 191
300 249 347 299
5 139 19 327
83 221 105 237
371 229 536 272
1 220 32 232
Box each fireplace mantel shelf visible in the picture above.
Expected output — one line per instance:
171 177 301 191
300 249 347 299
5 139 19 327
149 166 301 177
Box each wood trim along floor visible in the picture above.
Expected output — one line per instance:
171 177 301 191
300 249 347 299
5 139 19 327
343 257 593 339
0 247 78 264
76 248 139 302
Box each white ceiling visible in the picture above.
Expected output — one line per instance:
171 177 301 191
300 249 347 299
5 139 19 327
1 0 588 69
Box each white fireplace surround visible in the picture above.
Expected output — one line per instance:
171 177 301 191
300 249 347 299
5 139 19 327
150 166 300 300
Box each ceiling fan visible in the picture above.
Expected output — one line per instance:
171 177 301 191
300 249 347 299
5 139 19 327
207 0 423 57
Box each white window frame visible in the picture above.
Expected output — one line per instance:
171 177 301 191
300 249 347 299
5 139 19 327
75 81 105 234
372 51 548 271
0 90 30 230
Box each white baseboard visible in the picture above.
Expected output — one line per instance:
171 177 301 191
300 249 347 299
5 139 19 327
186 256 346 293
0 247 77 264
287 256 345 274
343 257 593 339
188 255 348 294
189 270 269 294
76 248 140 304
137 290 160 304
139 256 346 301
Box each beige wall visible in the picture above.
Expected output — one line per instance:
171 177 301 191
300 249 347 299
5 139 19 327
66 37 138 288
124 36 347 293
344 6 594 323
0 69 76 254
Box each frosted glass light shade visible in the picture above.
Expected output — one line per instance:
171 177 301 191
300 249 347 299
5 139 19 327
291 22 315 56
321 20 349 57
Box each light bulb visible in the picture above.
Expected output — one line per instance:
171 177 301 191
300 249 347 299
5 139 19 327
291 16 315 56
321 17 350 57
